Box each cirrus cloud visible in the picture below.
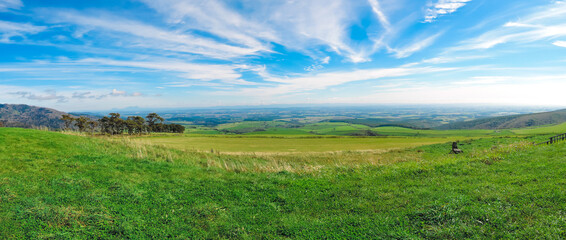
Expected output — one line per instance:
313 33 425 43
425 0 472 23
0 0 22 12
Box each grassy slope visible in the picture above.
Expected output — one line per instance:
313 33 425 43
438 108 566 130
372 126 502 137
511 122 566 135
1 128 566 238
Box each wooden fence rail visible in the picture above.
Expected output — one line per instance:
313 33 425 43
538 133 566 145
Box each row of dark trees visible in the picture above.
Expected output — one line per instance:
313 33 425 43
61 113 185 135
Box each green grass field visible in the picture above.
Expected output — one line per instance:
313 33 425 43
243 128 310 136
216 121 289 130
2 127 566 238
182 120 566 138
138 121 566 155
372 126 500 137
299 122 370 135
133 135 456 154
511 122 566 135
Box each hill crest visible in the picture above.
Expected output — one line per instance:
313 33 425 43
0 103 68 129
438 108 566 130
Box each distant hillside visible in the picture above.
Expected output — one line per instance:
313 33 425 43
0 104 68 129
328 118 435 129
438 109 566 130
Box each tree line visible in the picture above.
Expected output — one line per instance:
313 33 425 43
61 113 185 135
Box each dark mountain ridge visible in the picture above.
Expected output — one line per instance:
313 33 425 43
0 104 68 129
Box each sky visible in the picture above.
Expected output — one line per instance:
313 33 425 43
1 0 566 111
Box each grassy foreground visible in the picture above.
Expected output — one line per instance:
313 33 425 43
1 128 566 238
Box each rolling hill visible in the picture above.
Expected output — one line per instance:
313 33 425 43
438 108 566 130
0 104 68 129
1 127 566 238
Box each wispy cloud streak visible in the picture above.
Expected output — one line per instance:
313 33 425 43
139 0 276 54
455 2 566 50
0 20 46 42
0 0 22 12
425 0 471 23
368 0 392 31
10 90 67 102
41 9 266 59
389 33 443 58
219 66 453 97
140 0 374 63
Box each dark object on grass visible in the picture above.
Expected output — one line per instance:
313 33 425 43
450 142 463 154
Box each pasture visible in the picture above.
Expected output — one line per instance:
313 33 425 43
2 128 566 238
510 121 566 135
142 120 565 154
180 120 566 141
132 135 458 154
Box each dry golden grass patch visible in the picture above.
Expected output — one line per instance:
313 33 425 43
113 137 427 173
59 132 452 173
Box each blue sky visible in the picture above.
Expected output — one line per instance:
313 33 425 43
1 0 566 111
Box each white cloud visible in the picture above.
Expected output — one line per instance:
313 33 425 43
72 89 144 99
263 1 354 59
304 64 324 72
366 0 396 53
0 85 169 112
422 55 488 64
9 88 146 104
452 76 510 85
138 0 276 54
0 0 22 12
368 0 392 31
366 0 443 59
304 56 331 72
9 90 67 102
73 58 262 87
0 57 258 89
312 74 566 106
110 89 126 96
0 20 46 42
139 0 376 63
219 66 452 97
424 0 472 23
456 2 566 50
553 40 566 47
71 92 94 99
389 33 443 58
18 1 438 65
41 9 266 59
